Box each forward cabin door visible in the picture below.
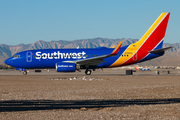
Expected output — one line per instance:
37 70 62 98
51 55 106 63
27 51 32 62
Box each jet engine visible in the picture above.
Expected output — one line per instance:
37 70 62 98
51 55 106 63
56 62 80 72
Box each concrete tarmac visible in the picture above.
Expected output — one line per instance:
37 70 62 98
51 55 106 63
0 68 176 76
0 69 180 119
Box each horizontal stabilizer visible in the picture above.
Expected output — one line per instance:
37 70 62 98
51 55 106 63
149 47 173 54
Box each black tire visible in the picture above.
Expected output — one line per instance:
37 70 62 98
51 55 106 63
85 70 91 75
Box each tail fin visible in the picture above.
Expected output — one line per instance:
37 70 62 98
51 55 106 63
110 12 170 67
134 65 139 70
135 12 170 50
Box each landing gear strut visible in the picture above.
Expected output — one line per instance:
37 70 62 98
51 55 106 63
85 69 91 75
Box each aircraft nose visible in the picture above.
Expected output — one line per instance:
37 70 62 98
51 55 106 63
4 58 12 65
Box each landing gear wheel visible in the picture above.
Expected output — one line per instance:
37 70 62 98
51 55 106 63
23 71 27 75
85 70 91 75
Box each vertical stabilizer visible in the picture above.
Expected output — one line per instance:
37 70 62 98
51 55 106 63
135 12 170 49
110 12 170 67
134 65 139 70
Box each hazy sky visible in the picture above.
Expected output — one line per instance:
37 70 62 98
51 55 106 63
0 0 179 45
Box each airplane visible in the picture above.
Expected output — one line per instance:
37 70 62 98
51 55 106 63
134 65 150 71
4 12 172 75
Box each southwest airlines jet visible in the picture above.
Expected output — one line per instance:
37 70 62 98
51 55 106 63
5 12 172 75
134 65 150 71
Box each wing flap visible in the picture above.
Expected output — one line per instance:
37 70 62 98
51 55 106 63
76 55 106 65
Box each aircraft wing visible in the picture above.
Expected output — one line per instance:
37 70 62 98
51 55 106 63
76 55 107 65
76 41 122 65
66 41 122 66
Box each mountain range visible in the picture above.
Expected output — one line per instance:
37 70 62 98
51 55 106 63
0 38 179 66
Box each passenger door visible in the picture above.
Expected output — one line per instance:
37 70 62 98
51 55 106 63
133 51 137 61
26 51 32 62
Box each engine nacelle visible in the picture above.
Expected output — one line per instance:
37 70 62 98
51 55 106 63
56 62 76 72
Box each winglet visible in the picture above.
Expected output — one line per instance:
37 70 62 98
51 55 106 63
111 41 123 55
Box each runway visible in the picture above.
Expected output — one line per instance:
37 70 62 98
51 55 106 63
0 69 180 119
1 68 179 76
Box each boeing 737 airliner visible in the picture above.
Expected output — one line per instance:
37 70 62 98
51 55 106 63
134 65 150 71
5 12 172 75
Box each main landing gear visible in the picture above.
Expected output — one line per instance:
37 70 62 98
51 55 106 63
85 69 91 75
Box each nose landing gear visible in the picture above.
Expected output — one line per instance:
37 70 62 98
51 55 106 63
23 71 27 75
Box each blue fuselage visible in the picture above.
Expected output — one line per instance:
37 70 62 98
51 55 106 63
4 45 163 70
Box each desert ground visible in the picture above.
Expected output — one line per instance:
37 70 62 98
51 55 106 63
0 69 180 119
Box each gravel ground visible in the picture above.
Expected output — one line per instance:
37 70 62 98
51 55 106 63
0 70 180 119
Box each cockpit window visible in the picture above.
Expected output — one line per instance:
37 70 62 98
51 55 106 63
13 55 20 58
